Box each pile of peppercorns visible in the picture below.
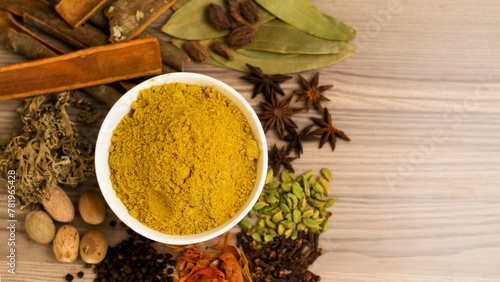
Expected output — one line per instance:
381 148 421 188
91 223 177 282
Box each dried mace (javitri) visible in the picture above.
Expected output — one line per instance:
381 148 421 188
226 25 257 48
207 3 233 30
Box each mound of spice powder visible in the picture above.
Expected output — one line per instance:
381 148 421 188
109 82 259 235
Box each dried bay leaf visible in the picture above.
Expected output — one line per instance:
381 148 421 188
162 0 275 40
210 48 353 74
245 19 354 54
254 0 352 41
326 15 356 41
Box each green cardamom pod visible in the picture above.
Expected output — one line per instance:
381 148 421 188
265 216 277 229
283 228 293 239
239 218 252 230
312 182 324 194
251 233 263 242
282 220 296 229
317 176 330 195
264 234 274 242
292 209 302 224
307 197 325 208
281 182 292 192
292 182 305 199
297 222 306 232
277 223 285 235
303 218 319 228
265 168 274 184
301 209 314 218
325 198 337 207
320 168 332 181
271 211 283 223
280 203 291 213
253 201 268 210
265 195 279 204
257 218 265 228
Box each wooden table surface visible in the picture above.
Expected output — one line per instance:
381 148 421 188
1 0 500 281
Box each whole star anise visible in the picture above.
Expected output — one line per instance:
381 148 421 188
293 72 333 113
284 125 316 158
241 64 292 101
310 107 350 151
268 144 296 176
258 92 302 139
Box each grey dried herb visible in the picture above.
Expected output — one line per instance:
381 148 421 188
240 0 260 23
210 41 234 60
226 25 257 48
206 3 232 30
0 92 94 206
182 41 210 62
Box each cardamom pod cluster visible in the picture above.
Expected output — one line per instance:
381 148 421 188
239 169 335 248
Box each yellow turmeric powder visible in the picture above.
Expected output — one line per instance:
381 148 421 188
109 83 259 235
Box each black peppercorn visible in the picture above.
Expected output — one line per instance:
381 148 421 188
65 274 74 281
77 271 84 278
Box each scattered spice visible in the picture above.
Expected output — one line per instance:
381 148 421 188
94 230 176 281
109 83 260 235
240 0 260 23
310 107 350 151
268 144 296 176
226 25 257 49
0 92 94 206
183 41 210 62
258 92 302 139
109 220 117 227
241 64 291 101
284 125 317 158
237 231 322 282
227 0 245 25
207 3 232 30
77 271 84 278
65 273 74 281
210 41 234 60
293 72 333 113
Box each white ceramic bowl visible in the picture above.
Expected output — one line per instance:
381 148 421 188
95 73 267 245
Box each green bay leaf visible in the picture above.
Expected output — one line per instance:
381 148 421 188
254 0 350 41
245 19 354 54
210 48 353 74
162 0 275 40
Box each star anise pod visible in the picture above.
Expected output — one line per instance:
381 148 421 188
268 144 296 176
293 72 333 113
310 107 350 151
241 64 292 101
258 92 302 139
284 124 317 158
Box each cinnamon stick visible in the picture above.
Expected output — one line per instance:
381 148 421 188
3 28 123 106
0 37 162 101
139 31 190 71
4 28 57 60
7 13 67 54
55 0 108 28
0 0 108 48
105 0 176 43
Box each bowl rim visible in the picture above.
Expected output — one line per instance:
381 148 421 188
95 72 267 245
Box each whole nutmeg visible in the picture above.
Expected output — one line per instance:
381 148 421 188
78 190 107 225
25 210 55 244
53 225 79 263
42 186 74 223
79 230 108 264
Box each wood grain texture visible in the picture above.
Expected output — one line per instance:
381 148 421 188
1 0 499 281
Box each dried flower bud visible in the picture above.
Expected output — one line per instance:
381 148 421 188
207 3 232 30
210 41 234 60
240 0 260 23
227 0 246 24
182 41 210 62
226 25 257 49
